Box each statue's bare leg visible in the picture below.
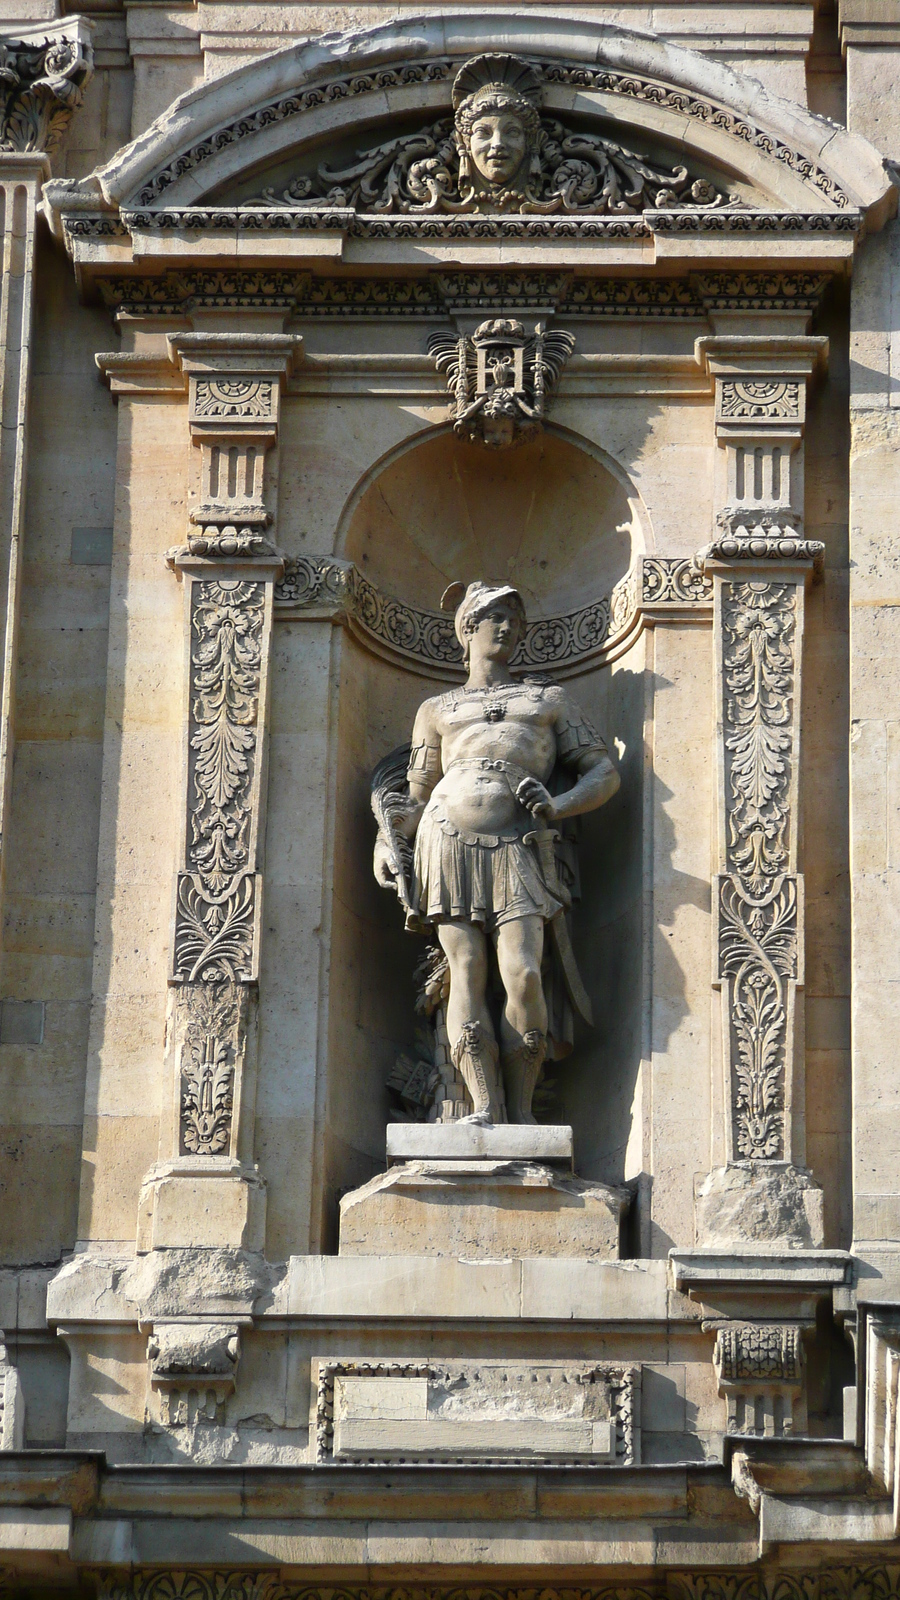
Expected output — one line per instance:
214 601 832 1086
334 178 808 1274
438 920 503 1122
495 915 547 1125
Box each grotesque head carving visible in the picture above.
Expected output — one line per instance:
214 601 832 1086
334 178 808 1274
452 53 542 197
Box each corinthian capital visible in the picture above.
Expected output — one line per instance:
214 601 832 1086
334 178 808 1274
0 18 93 157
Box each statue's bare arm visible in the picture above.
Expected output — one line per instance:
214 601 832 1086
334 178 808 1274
373 700 439 888
516 748 619 823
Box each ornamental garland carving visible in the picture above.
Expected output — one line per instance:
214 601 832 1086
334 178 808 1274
251 53 729 218
723 581 795 885
0 26 92 155
173 579 265 985
132 53 850 211
719 580 799 1163
274 555 710 675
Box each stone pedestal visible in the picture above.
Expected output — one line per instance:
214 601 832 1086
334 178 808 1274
339 1159 628 1260
386 1123 574 1167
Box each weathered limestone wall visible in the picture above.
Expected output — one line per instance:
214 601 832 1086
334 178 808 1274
76 381 186 1251
842 1 900 1285
0 239 117 1263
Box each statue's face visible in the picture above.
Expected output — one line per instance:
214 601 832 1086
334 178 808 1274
469 602 521 662
468 112 528 187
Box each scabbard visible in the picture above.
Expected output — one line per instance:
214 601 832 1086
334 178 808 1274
524 826 593 1027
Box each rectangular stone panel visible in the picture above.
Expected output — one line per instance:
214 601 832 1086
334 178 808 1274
316 1359 638 1464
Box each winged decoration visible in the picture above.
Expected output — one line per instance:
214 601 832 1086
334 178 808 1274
428 318 576 449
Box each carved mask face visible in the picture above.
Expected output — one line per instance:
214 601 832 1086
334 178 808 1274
468 113 528 187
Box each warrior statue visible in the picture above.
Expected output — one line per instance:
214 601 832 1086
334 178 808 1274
373 581 620 1126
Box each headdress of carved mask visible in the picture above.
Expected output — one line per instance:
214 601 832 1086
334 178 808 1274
442 580 528 664
452 53 542 194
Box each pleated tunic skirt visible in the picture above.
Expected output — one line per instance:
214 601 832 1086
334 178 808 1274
413 803 562 931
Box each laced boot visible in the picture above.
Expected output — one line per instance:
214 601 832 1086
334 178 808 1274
451 1020 501 1125
503 1029 547 1125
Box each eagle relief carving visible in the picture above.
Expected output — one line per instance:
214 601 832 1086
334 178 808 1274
251 52 731 217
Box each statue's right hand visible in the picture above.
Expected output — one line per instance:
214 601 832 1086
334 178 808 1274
373 837 399 891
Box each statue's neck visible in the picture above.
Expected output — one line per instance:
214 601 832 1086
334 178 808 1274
465 659 514 690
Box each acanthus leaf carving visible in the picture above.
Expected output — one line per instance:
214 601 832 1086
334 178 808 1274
177 980 243 1155
0 25 92 155
172 579 265 985
718 580 800 1164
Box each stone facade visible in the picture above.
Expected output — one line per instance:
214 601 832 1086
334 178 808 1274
0 0 895 1594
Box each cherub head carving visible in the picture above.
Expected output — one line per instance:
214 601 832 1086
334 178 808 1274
452 53 542 197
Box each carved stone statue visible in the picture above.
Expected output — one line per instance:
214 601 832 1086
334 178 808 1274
373 581 619 1125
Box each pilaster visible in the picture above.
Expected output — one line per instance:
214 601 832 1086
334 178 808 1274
694 337 826 1260
0 20 93 985
136 334 300 1254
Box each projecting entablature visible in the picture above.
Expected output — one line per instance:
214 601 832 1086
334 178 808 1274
43 9 894 283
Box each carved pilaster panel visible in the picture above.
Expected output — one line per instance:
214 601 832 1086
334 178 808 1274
715 576 804 1166
172 574 269 988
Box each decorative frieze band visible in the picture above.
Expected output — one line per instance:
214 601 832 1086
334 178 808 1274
274 554 712 677
96 269 831 321
95 1570 900 1600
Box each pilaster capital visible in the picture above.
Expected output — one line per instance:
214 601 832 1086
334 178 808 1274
697 335 828 443
0 18 93 158
167 332 303 440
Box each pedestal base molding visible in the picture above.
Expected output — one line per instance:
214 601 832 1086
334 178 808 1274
339 1160 628 1260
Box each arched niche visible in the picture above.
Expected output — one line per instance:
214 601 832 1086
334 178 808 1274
337 426 645 619
320 424 648 1234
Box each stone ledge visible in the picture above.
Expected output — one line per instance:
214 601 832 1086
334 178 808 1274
386 1124 573 1167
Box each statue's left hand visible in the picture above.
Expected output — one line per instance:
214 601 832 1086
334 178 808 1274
516 776 555 822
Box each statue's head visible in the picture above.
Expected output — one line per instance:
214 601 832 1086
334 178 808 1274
444 580 527 666
452 54 542 195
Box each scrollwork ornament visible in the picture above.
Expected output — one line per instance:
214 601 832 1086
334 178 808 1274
0 27 92 155
248 54 732 221
172 580 265 984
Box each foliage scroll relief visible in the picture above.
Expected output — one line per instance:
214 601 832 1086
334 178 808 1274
718 579 799 1162
158 335 297 1184
704 336 824 1186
